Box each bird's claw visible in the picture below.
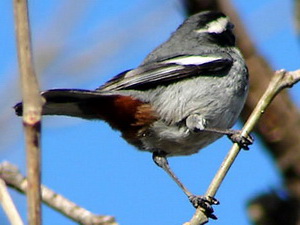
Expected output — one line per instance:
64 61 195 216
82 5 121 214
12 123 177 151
227 131 253 150
188 195 219 220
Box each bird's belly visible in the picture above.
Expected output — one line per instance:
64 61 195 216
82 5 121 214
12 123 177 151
139 95 244 156
140 121 224 156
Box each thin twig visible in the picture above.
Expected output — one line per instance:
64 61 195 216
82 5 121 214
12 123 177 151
185 69 300 225
0 178 24 225
0 162 118 225
13 0 44 224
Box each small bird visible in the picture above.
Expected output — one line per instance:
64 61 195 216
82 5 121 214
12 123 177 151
15 11 251 218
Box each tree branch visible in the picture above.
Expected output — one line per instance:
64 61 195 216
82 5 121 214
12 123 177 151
0 162 118 225
0 178 24 225
13 0 44 224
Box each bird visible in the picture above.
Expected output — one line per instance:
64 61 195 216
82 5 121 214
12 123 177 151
15 11 251 218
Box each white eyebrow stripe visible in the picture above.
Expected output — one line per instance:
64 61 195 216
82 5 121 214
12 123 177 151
162 56 222 66
196 17 229 34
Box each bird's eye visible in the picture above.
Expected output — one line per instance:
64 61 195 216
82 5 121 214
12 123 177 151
227 22 234 30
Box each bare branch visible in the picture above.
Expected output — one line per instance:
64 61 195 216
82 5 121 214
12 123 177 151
13 0 44 224
185 69 300 225
0 178 24 225
0 162 118 225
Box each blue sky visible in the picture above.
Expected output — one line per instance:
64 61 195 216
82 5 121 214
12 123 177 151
1 0 300 225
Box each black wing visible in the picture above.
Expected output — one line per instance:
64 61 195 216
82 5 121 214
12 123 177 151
98 54 233 91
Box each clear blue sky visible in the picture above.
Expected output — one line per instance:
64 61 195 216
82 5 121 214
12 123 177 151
0 0 299 225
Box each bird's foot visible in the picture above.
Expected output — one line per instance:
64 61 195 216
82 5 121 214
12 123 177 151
188 195 219 220
227 130 253 150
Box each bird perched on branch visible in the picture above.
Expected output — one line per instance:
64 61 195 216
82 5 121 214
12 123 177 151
15 11 252 219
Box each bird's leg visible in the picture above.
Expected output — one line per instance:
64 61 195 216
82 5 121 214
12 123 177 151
152 151 192 196
186 114 253 150
152 151 219 219
202 127 253 150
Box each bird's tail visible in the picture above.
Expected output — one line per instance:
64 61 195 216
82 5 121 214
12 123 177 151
14 88 154 133
14 88 157 147
14 89 117 119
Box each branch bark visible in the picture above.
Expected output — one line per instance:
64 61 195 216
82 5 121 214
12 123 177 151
13 0 44 224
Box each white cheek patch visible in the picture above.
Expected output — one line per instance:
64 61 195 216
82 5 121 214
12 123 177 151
196 17 229 34
163 56 222 66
